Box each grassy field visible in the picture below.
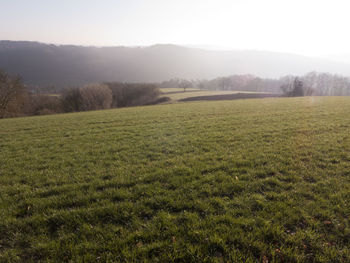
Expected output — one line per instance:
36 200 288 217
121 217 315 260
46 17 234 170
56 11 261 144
160 88 266 101
0 97 350 262
160 87 201 93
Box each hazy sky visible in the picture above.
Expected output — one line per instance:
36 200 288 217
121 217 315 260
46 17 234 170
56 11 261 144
1 0 350 56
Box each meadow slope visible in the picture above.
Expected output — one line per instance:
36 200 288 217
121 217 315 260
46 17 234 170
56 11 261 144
0 97 349 262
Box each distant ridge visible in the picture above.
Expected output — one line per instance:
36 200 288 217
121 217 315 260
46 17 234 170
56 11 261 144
1 40 350 88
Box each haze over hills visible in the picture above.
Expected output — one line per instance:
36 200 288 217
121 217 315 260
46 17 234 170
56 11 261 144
1 40 350 87
324 54 350 64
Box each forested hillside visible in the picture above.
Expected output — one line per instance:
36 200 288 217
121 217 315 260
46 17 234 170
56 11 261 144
2 41 350 88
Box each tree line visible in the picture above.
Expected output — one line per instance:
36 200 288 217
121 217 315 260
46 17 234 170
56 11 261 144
0 70 167 118
160 72 350 96
3 68 350 118
280 72 350 96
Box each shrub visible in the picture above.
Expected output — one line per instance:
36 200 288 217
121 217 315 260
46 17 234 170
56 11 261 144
144 96 171 105
61 84 113 113
29 95 62 115
61 87 83 112
280 78 307 97
79 84 112 111
105 83 160 107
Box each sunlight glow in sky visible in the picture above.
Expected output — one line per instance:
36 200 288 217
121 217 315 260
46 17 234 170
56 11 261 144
1 0 350 56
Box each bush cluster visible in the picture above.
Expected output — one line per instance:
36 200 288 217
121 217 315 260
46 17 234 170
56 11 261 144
105 82 160 107
0 69 165 118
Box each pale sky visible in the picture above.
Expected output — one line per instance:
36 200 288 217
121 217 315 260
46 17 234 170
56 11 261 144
1 0 350 56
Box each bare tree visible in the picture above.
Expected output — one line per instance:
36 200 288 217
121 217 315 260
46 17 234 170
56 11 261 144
219 77 231 90
0 70 26 118
178 79 193 92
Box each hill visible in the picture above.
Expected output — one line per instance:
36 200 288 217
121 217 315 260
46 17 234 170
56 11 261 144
1 97 349 262
1 41 350 87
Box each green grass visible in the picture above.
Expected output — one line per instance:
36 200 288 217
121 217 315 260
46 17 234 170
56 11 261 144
0 97 349 262
160 88 265 101
160 87 200 93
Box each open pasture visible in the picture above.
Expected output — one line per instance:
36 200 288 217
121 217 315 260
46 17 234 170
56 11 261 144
160 88 268 101
0 97 349 262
